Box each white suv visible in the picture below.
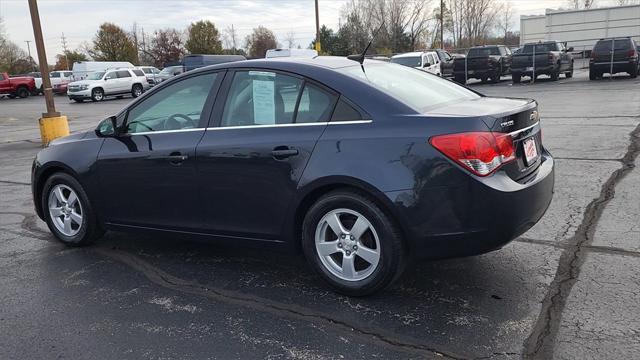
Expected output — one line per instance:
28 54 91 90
390 51 442 76
67 68 149 102
136 66 161 86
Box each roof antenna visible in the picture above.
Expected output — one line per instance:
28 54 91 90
347 22 385 65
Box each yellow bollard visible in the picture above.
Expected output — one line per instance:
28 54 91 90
39 115 70 146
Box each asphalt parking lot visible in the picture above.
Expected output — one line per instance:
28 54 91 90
1 68 639 359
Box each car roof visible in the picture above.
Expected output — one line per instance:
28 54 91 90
391 52 424 58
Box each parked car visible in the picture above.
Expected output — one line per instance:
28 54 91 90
589 37 639 79
0 72 36 98
136 66 161 86
53 82 69 95
72 61 135 81
453 45 512 84
390 51 442 76
157 65 185 82
266 48 318 58
50 70 74 95
32 57 554 296
183 54 246 71
511 41 574 83
17 72 43 94
67 68 148 102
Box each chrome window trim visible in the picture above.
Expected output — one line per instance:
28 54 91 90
206 120 372 131
129 128 205 136
508 121 539 138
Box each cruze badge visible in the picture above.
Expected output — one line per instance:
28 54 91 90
500 120 514 127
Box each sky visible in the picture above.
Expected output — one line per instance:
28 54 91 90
0 0 625 63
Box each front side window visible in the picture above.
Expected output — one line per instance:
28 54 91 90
221 71 303 127
338 63 480 112
88 72 105 80
125 73 217 134
104 72 116 80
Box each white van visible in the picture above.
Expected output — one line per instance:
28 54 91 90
266 48 318 59
390 51 441 76
72 61 135 81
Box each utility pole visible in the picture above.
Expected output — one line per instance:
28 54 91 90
440 0 444 49
61 32 69 70
25 40 32 57
28 0 69 145
314 0 321 53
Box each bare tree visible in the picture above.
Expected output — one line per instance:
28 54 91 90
567 0 597 8
283 31 297 49
498 1 513 44
447 0 500 48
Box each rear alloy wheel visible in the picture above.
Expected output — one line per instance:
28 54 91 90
91 88 104 102
16 87 30 98
302 190 405 296
131 84 143 98
42 173 103 246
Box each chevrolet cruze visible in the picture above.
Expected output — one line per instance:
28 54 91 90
32 57 554 296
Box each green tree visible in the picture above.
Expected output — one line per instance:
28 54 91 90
54 50 88 70
90 23 138 63
185 20 222 54
310 25 337 55
245 26 278 58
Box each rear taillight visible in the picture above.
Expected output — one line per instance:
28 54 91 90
548 53 554 61
590 52 597 59
627 49 637 58
430 132 516 176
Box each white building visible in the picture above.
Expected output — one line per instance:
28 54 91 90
520 5 640 51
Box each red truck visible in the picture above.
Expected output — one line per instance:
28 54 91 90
0 72 36 98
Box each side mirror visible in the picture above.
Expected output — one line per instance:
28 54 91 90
95 116 119 137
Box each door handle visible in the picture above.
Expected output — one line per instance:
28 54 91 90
272 146 298 160
167 152 188 165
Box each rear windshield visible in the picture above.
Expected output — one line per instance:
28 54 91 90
338 63 479 112
390 56 422 67
594 39 632 52
468 47 499 56
522 43 558 53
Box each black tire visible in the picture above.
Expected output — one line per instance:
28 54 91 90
512 73 521 83
7 94 16 99
131 84 143 98
550 70 559 81
91 88 104 102
589 69 596 80
630 65 638 78
16 86 30 98
41 172 103 246
302 190 405 296
480 76 488 83
73 99 84 103
39 85 44 94
454 75 465 84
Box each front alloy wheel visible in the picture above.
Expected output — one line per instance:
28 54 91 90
48 184 83 237
315 208 381 281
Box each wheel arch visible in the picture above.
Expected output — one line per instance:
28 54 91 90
33 162 82 220
287 176 410 253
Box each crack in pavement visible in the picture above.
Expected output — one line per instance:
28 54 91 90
0 180 31 186
93 246 465 359
523 122 640 359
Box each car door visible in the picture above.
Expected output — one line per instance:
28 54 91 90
103 71 118 94
0 73 9 93
116 70 133 93
96 71 222 230
439 51 454 77
196 69 338 240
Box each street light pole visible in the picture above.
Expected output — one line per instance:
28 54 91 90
28 0 69 145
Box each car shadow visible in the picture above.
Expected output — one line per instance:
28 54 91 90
74 229 556 356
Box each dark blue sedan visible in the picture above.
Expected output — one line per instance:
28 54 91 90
32 57 554 296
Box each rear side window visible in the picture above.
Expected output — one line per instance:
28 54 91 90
132 69 145 77
296 83 337 123
594 39 632 52
116 70 131 78
331 98 364 122
522 43 557 53
221 71 303 127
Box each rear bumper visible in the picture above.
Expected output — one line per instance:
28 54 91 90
590 61 638 74
512 64 558 76
386 150 554 260
453 68 498 79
